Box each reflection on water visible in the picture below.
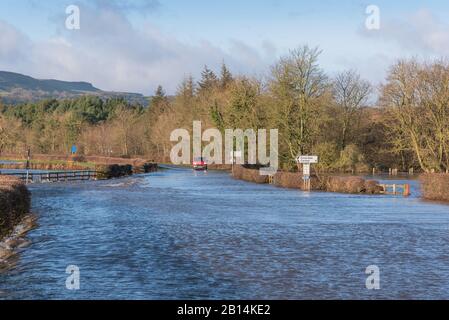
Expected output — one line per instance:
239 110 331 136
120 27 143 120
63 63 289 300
1 169 449 299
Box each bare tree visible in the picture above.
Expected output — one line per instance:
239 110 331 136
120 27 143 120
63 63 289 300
113 105 140 157
381 59 449 172
270 45 329 164
0 115 22 154
333 70 372 150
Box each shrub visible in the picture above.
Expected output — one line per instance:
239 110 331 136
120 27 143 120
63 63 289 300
0 176 31 239
365 180 383 194
231 165 382 194
312 142 339 171
96 164 133 179
273 171 323 190
337 144 367 172
273 171 302 189
420 173 449 202
232 165 268 184
325 176 381 194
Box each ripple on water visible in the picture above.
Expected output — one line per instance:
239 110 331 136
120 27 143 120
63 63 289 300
0 169 449 299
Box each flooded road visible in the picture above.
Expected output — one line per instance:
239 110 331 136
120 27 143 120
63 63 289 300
1 168 449 299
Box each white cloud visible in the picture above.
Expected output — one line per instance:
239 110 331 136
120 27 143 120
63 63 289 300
361 9 449 56
0 2 274 95
0 21 31 65
92 0 161 15
332 53 393 88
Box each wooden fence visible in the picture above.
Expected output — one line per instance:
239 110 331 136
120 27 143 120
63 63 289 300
0 171 97 184
379 184 411 196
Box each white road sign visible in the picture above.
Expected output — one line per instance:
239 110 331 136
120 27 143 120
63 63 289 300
303 163 311 176
297 155 319 164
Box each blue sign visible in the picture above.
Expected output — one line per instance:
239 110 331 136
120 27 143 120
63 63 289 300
71 145 77 154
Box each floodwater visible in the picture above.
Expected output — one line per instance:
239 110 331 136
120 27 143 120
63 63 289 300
1 168 449 299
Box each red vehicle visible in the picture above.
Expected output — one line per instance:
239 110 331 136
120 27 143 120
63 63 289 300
193 157 208 171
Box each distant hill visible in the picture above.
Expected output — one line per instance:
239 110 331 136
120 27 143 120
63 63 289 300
0 71 148 105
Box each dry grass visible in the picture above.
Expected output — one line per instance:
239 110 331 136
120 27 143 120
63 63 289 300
232 165 268 184
85 156 150 166
324 176 381 194
0 175 22 186
232 165 382 194
0 153 157 174
273 171 302 189
208 164 232 171
0 176 31 239
1 153 151 166
273 172 323 190
0 161 94 171
420 173 449 202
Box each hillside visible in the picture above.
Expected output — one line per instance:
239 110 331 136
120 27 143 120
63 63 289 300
0 71 148 105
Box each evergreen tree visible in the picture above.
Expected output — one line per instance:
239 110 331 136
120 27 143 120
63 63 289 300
197 66 218 94
210 101 225 131
153 85 166 104
177 76 195 100
220 62 233 89
151 85 169 114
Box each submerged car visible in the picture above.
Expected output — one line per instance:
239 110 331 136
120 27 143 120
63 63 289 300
192 157 208 171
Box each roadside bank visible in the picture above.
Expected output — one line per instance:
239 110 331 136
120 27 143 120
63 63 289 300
0 176 35 264
232 165 383 195
420 174 449 203
0 154 158 180
0 176 31 239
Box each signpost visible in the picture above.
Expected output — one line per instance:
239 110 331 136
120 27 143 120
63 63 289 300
296 155 318 164
296 155 319 192
230 151 242 175
25 147 31 185
230 151 242 164
303 163 311 176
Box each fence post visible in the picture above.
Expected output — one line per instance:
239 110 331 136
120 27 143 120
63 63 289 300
403 184 410 196
25 147 31 185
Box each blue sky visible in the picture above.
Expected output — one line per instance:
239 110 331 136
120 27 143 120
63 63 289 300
1 0 449 94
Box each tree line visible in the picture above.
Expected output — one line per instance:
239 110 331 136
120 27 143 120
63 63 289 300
1 45 448 173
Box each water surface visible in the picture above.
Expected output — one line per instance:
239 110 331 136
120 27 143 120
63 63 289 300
1 169 449 299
